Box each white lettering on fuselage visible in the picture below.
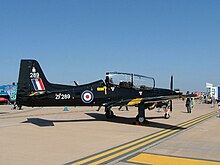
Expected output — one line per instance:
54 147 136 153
55 93 71 100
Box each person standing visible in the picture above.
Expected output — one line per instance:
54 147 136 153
186 91 192 113
218 102 220 118
211 95 215 108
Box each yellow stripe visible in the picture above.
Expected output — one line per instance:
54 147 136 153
127 98 142 106
29 92 38 96
128 153 220 165
97 87 106 91
71 111 217 165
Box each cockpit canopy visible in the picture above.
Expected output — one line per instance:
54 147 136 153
105 72 155 90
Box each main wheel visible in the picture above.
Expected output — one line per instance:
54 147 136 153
136 115 146 125
18 105 22 110
105 110 114 118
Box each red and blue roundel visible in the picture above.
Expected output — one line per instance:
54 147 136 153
81 90 94 103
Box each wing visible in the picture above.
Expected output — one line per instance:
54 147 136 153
103 94 183 108
104 92 198 108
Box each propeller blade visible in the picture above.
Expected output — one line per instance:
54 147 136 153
170 75 173 111
170 100 173 112
170 75 173 91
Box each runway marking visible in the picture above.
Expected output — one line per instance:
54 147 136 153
67 111 218 165
127 153 220 165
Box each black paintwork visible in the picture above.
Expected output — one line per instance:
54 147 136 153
16 59 185 123
16 60 182 108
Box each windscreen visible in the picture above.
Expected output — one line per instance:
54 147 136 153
133 74 155 90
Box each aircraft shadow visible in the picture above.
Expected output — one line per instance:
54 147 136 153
22 118 96 127
0 112 9 115
87 113 185 130
23 113 185 130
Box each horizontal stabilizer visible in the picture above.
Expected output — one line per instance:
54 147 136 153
182 94 198 98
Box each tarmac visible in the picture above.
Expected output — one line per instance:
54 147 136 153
0 99 219 165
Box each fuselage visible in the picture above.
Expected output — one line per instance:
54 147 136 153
17 80 177 107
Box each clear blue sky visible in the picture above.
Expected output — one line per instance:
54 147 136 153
0 0 220 92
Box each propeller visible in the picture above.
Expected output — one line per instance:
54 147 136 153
170 75 173 91
170 75 173 112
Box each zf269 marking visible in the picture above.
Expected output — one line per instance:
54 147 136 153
55 93 71 100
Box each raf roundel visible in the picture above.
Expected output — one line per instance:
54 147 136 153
81 90 94 103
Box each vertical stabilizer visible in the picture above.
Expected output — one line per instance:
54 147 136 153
16 59 50 105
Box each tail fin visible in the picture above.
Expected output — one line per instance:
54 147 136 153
16 59 50 100
16 59 74 107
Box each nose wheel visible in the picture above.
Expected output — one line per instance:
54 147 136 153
164 113 170 119
164 106 171 119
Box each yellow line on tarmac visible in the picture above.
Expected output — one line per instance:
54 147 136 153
89 129 180 165
72 128 171 164
179 111 217 128
90 112 218 164
71 111 217 165
128 153 220 165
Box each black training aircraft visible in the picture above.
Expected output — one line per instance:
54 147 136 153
16 59 189 124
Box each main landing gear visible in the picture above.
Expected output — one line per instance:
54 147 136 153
105 104 149 125
136 103 149 125
105 107 115 118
